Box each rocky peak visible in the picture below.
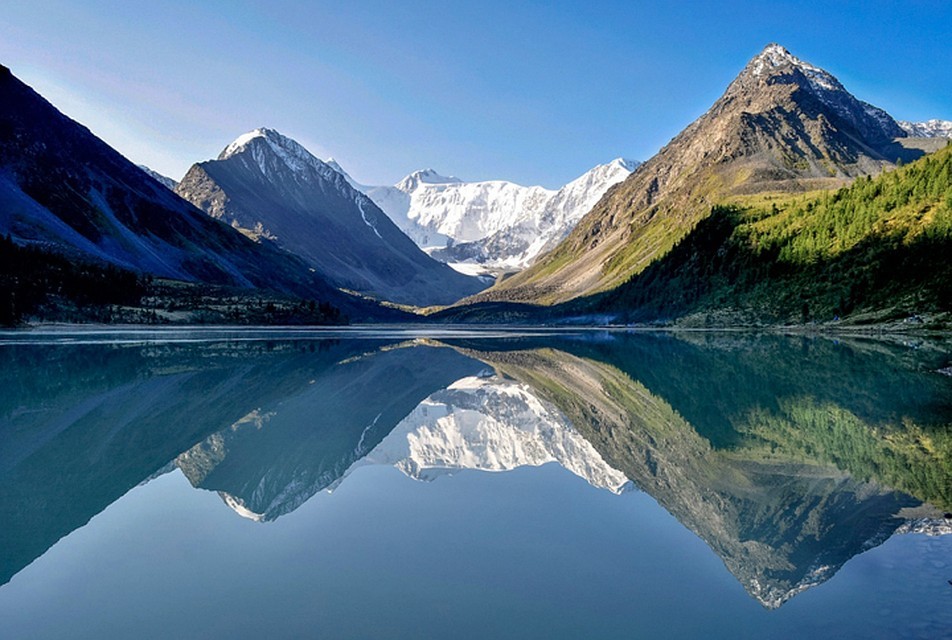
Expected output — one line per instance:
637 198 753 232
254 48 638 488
727 43 904 148
216 127 351 190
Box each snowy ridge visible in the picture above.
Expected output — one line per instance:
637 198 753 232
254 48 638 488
898 119 952 138
338 375 631 492
329 158 638 270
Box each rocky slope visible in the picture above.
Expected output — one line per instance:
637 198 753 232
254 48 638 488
175 129 486 306
330 158 638 272
472 44 921 305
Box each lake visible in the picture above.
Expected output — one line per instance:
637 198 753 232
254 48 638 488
0 326 950 639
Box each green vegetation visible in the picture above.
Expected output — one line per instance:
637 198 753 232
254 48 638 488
591 145 952 323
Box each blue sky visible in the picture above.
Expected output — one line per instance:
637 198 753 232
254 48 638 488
2 0 950 188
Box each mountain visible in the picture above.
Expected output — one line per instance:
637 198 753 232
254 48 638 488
472 44 923 305
136 165 178 191
329 159 638 272
899 119 952 138
0 65 344 303
0 336 390 585
175 129 486 306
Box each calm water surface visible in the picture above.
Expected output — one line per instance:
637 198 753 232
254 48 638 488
0 327 950 639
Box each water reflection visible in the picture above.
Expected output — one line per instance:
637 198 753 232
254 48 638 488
343 375 631 493
0 329 949 612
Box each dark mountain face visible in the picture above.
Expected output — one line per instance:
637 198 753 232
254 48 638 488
0 65 344 302
475 44 920 305
175 129 487 307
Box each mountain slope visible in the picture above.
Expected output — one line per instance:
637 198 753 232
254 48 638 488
473 44 920 305
176 129 486 306
0 65 341 301
586 143 952 323
331 159 638 271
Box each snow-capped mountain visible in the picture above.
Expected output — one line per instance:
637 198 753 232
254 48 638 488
898 119 952 138
340 375 632 493
136 165 178 191
175 128 487 306
328 158 639 272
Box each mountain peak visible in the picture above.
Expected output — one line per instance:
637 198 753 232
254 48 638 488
743 43 842 92
323 157 363 189
751 43 806 75
218 127 325 176
414 168 461 183
396 168 462 191
729 44 903 147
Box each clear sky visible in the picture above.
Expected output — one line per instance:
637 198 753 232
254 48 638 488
2 0 950 188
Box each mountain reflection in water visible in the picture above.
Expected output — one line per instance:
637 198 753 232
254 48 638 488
0 329 949 613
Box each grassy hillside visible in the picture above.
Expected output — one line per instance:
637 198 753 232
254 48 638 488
587 143 952 324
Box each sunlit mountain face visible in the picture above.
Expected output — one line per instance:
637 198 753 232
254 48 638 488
0 328 949 636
